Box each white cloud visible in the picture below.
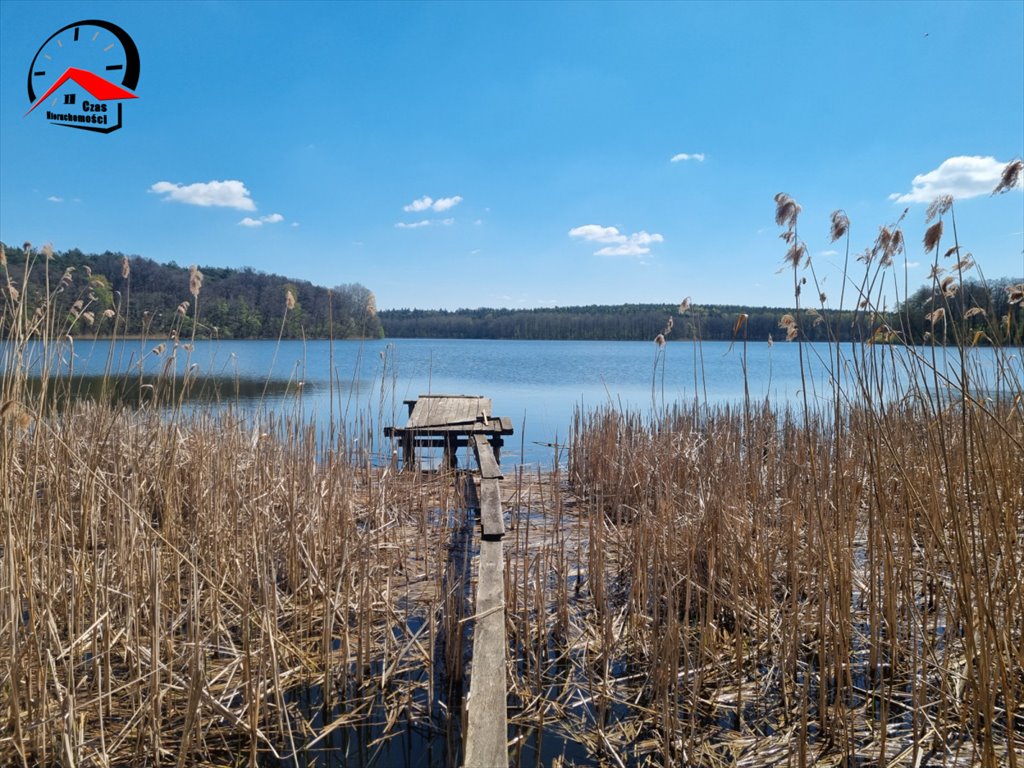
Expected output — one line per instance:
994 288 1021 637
238 212 285 227
432 195 462 212
150 180 256 211
595 232 664 257
395 216 456 229
889 156 1013 203
403 195 463 213
671 152 705 163
569 224 625 244
404 196 433 212
569 224 665 257
47 195 63 203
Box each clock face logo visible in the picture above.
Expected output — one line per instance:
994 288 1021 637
25 20 140 134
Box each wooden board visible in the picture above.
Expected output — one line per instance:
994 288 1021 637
472 434 503 480
408 395 491 429
463 538 508 768
479 479 504 540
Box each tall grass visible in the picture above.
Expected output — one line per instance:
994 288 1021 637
2 166 1021 767
557 179 1023 765
1 250 469 766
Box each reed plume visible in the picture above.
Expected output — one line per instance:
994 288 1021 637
774 192 801 229
926 194 953 222
923 220 944 253
785 241 807 268
189 265 203 297
829 209 849 242
992 157 1022 195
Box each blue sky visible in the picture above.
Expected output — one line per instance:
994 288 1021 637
1 0 1021 311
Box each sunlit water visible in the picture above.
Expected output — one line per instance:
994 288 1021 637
5 337 1016 466
4 336 1017 765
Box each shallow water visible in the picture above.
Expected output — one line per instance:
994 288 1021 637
4 337 1013 465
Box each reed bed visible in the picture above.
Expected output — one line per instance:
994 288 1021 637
3 175 1022 768
560 391 1022 766
2 245 476 765
0 390 479 766
543 187 1024 766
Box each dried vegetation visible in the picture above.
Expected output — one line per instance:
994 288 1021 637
2 167 1023 767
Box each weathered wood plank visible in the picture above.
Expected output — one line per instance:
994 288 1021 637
472 434 503 480
463 538 507 768
399 422 513 436
409 396 492 429
479 479 504 540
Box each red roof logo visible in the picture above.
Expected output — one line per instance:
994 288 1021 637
25 67 138 116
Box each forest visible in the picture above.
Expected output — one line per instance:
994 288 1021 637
3 243 1019 345
379 277 1023 345
0 243 383 340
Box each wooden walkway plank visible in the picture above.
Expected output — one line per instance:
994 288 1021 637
383 393 510 766
463 538 507 768
472 436 505 539
479 479 504 541
472 434 503 479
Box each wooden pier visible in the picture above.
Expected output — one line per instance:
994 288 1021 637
384 394 514 471
386 395 511 767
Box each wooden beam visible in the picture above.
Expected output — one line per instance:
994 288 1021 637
472 434 503 479
479 479 504 540
463 538 507 768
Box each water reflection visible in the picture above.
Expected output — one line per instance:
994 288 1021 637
5 337 1014 466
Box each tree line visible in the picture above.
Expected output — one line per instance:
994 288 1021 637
379 278 1022 345
1 243 383 340
4 242 1018 345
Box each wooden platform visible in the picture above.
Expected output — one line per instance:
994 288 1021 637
385 394 511 766
464 435 508 766
463 537 506 767
384 394 514 469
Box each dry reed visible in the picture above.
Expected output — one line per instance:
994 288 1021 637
3 167 1021 766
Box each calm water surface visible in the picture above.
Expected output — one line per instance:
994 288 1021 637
8 337 1014 465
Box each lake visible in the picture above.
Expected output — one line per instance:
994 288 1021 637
5 337 1015 465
